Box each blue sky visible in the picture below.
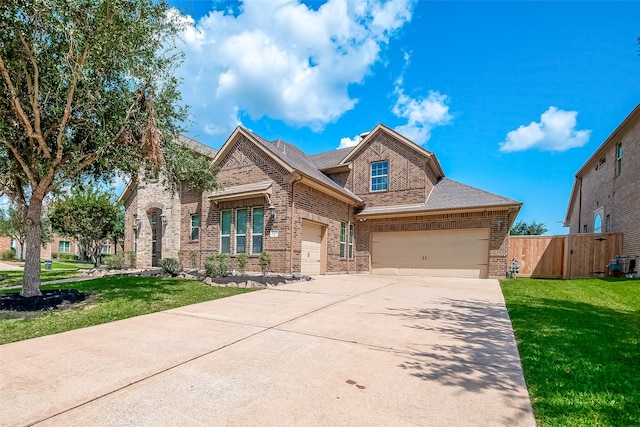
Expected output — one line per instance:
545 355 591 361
165 0 638 235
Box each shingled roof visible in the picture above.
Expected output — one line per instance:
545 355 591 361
309 146 354 170
355 178 521 217
241 128 362 203
177 135 217 158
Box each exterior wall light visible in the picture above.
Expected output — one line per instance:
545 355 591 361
267 203 277 220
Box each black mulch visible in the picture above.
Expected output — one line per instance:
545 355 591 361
0 289 87 312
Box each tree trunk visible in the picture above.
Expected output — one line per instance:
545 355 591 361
21 197 43 297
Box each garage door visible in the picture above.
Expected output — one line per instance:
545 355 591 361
371 228 489 278
301 221 323 275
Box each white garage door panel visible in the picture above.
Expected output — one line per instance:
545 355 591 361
371 229 489 278
301 221 322 275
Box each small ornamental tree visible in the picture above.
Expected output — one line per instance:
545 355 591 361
48 187 121 267
0 1 218 296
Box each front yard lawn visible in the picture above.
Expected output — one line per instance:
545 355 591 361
0 270 83 288
0 276 255 344
501 277 640 427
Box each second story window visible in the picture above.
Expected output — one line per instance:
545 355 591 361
370 160 389 192
616 142 622 176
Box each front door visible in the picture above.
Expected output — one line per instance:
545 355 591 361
151 211 162 266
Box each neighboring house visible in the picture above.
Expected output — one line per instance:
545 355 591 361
120 127 522 279
0 236 11 255
564 103 640 263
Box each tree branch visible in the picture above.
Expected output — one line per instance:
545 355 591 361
19 33 50 158
0 137 37 188
53 44 90 169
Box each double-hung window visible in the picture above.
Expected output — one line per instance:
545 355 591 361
349 224 354 259
235 209 247 254
252 207 264 254
371 160 389 192
340 222 347 258
191 214 200 241
616 142 622 176
221 211 231 254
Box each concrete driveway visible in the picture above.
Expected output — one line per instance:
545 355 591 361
0 275 535 426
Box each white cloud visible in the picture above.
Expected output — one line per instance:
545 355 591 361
338 134 362 149
172 0 415 137
392 87 452 145
499 107 591 152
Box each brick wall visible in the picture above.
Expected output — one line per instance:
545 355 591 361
355 210 511 278
570 118 639 261
292 183 354 274
347 131 437 207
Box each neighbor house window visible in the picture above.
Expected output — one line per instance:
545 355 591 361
191 214 200 241
151 212 157 225
235 209 247 254
594 208 604 234
371 160 389 192
616 142 622 176
59 241 70 254
252 207 264 254
349 224 354 259
101 244 110 255
221 210 231 254
340 222 347 258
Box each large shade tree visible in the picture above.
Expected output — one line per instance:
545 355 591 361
0 1 217 296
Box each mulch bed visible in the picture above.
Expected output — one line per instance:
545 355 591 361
0 289 87 312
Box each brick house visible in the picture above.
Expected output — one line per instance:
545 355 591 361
120 126 521 278
564 103 640 264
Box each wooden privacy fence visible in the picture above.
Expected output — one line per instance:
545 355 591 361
508 233 623 279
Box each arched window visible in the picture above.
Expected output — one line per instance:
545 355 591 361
594 213 602 234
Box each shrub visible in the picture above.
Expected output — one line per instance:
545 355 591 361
189 250 199 269
204 254 217 277
236 253 248 274
159 258 180 275
126 251 136 267
103 253 125 270
259 251 271 277
1 248 16 261
51 252 59 259
60 254 78 261
204 253 230 277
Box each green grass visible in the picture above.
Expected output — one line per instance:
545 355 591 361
0 276 255 344
0 270 83 288
501 277 640 426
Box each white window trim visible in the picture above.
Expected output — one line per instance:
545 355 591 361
59 241 71 254
594 207 604 234
616 142 622 176
221 210 231 254
235 209 247 255
191 214 200 241
339 222 347 258
251 207 264 255
348 223 354 259
370 160 389 192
